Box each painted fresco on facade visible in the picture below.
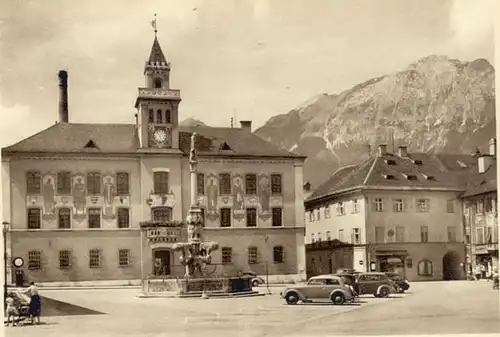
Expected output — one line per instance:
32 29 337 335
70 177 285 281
72 174 87 217
103 174 117 218
118 195 131 206
206 173 219 221
270 196 283 207
42 174 56 217
258 174 271 220
149 193 176 208
232 174 245 220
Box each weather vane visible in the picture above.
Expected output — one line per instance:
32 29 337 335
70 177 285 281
151 13 158 37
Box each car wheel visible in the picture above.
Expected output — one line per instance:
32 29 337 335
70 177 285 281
331 293 345 305
285 292 299 305
252 280 260 287
378 287 389 298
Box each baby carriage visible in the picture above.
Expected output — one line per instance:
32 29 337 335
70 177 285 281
10 291 33 325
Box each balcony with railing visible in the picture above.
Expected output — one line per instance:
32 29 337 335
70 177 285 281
135 88 181 106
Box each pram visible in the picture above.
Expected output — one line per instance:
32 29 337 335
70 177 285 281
9 291 33 325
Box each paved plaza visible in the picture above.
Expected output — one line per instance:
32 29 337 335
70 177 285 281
4 281 500 336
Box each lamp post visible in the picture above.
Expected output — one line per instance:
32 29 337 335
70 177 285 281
2 221 9 307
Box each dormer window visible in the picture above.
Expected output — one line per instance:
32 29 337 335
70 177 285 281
220 142 232 151
384 159 397 165
84 140 98 149
423 174 436 181
383 174 396 180
404 174 418 181
154 78 162 88
412 159 423 165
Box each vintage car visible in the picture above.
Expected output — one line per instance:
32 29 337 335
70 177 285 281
353 272 397 297
384 272 410 293
280 275 356 305
241 272 266 287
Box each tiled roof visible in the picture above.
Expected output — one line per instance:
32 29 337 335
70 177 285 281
2 123 304 159
306 152 478 204
462 165 497 198
148 37 168 64
178 126 304 158
2 123 138 154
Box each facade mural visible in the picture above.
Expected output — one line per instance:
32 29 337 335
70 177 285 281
232 174 245 221
42 174 56 217
206 173 219 221
258 174 271 220
72 174 87 218
103 174 116 219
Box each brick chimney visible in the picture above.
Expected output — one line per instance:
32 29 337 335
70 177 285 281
58 70 69 123
489 138 496 156
398 146 408 157
240 120 252 133
378 144 387 157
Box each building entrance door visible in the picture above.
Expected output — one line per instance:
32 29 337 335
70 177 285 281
153 250 171 276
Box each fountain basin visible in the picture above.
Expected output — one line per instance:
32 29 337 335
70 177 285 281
138 276 263 298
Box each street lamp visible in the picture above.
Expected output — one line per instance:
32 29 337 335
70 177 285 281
2 221 9 308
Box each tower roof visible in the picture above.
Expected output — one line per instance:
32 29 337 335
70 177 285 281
148 37 168 64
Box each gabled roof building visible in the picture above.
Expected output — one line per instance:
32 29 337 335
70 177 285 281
1 35 307 285
461 139 498 278
304 144 487 281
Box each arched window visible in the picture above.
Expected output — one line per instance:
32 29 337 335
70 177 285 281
148 109 154 123
154 78 162 88
156 110 163 124
417 259 433 276
165 109 171 123
152 207 172 222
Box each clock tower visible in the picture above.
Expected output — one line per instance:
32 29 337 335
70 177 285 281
135 36 181 149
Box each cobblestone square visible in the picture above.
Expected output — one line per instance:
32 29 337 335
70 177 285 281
5 281 499 336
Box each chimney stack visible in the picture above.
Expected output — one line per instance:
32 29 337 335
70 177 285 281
398 146 408 157
489 138 496 156
378 144 387 157
240 120 252 133
58 70 69 123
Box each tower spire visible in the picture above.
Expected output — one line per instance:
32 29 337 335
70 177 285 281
151 13 158 38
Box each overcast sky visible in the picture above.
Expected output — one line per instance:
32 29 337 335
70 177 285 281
0 0 496 148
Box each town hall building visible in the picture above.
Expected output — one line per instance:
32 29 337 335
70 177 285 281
1 35 307 285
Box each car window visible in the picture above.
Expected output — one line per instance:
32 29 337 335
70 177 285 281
325 278 340 285
358 275 367 281
308 279 326 285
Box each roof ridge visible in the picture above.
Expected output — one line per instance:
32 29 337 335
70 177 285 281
362 156 378 184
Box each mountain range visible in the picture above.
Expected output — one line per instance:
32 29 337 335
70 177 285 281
182 55 496 188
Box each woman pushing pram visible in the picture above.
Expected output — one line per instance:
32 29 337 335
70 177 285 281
4 281 42 326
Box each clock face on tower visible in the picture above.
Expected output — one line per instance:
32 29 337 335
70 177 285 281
149 125 172 148
153 129 167 143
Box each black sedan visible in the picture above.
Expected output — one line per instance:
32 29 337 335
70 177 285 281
384 272 410 293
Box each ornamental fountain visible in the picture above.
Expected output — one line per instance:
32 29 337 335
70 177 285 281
138 133 260 298
173 133 219 278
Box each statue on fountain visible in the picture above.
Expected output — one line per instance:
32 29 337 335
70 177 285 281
173 132 219 278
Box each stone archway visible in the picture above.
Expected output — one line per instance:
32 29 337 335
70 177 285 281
443 251 461 280
153 249 171 276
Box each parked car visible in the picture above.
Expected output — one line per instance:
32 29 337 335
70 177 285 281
280 275 356 305
384 272 410 293
353 272 397 298
241 272 265 287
